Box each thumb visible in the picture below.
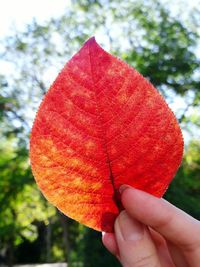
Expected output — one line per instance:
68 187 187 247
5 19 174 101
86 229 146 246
115 211 161 267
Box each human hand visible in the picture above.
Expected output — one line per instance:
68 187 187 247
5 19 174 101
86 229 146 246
102 186 200 267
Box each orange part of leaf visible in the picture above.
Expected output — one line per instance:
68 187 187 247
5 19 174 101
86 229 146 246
30 37 184 232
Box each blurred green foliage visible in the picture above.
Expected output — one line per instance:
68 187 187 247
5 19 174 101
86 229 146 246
0 0 200 266
166 140 200 219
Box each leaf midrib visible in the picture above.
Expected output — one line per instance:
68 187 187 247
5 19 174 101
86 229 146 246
88 43 122 212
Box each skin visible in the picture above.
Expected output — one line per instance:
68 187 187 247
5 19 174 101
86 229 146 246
102 185 200 267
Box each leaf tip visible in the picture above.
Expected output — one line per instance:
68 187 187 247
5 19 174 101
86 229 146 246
83 36 98 47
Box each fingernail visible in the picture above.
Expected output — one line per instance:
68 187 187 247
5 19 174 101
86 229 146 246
117 211 144 241
119 184 132 194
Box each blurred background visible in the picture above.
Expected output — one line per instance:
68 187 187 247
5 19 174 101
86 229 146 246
0 0 200 266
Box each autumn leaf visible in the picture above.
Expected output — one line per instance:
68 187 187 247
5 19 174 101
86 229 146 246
30 37 184 232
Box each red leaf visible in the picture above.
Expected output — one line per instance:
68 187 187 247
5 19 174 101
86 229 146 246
30 37 184 232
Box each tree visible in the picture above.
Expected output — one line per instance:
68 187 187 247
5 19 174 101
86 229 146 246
0 0 199 266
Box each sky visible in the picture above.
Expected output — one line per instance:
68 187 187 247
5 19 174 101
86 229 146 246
0 0 200 39
0 0 70 38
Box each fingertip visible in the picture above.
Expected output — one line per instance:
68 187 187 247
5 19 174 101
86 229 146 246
119 185 136 208
119 184 132 194
120 185 138 207
102 232 118 256
119 184 144 198
101 231 107 244
120 186 156 208
102 231 106 237
119 186 163 224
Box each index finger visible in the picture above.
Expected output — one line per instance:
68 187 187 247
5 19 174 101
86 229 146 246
120 186 200 252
